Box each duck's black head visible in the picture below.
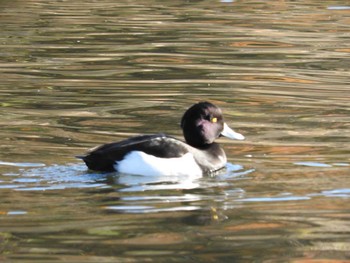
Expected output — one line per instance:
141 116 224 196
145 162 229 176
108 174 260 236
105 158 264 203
181 101 244 147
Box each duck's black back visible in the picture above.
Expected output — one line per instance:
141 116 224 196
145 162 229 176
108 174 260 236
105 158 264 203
81 134 190 172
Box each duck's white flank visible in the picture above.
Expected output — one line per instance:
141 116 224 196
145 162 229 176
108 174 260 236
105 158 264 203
114 151 203 177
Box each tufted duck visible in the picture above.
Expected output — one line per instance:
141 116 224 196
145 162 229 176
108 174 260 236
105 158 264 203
79 101 244 176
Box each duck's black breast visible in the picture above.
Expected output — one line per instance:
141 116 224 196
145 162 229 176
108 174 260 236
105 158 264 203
188 143 227 174
81 134 190 172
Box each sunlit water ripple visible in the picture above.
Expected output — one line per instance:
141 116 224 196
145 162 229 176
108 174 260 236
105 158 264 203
0 0 350 262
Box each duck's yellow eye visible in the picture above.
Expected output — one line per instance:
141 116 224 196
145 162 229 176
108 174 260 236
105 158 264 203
211 117 217 123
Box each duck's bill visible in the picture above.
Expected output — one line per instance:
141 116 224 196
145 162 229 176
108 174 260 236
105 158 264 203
221 123 245 140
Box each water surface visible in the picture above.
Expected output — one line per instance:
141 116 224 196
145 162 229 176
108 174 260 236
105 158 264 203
1 0 350 262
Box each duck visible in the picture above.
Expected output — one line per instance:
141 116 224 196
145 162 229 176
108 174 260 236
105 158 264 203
78 101 244 176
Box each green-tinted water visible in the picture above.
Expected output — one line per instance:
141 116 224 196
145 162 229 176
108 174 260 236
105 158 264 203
1 0 349 262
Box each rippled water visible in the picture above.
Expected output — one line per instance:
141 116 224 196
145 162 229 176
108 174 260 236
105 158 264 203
1 0 350 262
